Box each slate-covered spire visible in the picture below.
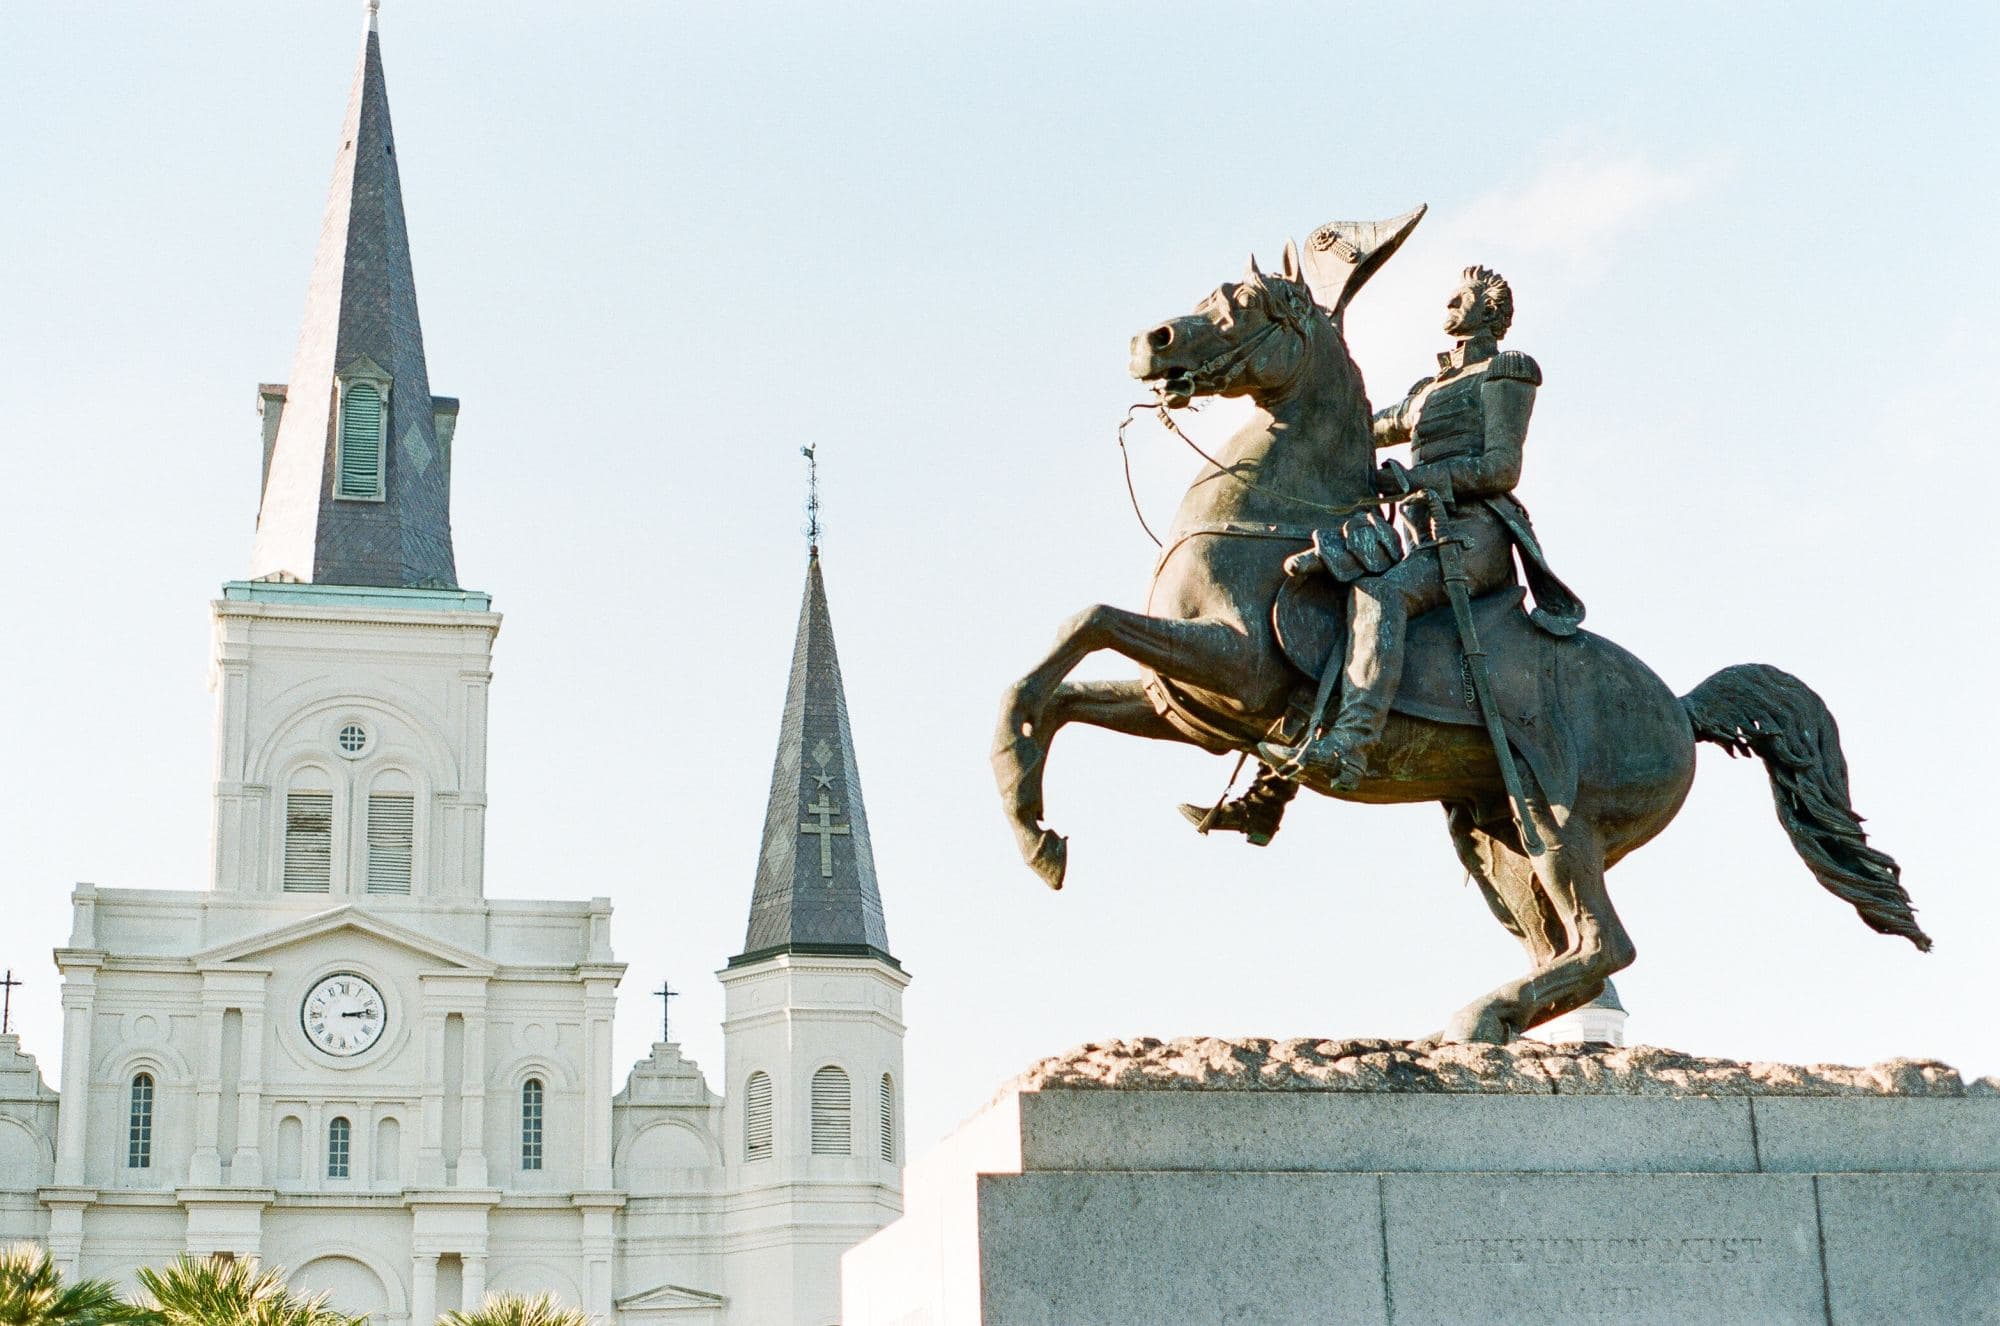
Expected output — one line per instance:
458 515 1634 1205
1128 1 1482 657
249 4 458 589
732 551 897 968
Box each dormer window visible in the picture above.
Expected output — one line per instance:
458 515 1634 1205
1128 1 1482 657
334 367 391 500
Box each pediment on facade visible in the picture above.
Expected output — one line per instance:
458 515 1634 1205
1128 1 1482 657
616 1282 727 1312
194 906 497 973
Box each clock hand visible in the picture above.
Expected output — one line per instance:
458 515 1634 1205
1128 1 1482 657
340 1010 375 1019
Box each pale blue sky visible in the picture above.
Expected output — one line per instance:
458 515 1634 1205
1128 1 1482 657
4 3 1996 1148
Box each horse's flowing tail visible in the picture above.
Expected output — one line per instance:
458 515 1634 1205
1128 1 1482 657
1681 663 1930 951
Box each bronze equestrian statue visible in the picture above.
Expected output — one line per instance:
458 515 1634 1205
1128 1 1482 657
992 207 1925 1045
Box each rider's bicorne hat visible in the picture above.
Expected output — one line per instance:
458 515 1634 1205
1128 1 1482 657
1301 204 1427 315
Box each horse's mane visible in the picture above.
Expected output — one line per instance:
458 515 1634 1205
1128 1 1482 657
1242 266 1371 439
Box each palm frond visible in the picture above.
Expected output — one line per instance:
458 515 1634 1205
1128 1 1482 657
437 1292 591 1326
0 1242 151 1325
134 1257 359 1326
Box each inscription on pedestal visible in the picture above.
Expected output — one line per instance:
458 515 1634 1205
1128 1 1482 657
1385 1176 1825 1326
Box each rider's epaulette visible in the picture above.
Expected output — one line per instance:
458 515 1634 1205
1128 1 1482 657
1486 350 1542 386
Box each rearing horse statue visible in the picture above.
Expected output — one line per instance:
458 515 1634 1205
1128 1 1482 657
992 213 1926 1044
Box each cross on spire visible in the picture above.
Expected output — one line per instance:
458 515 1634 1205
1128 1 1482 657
801 444 821 554
799 792 852 878
652 980 680 1043
0 970 20 1036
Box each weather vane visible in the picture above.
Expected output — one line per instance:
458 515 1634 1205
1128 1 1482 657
801 444 821 553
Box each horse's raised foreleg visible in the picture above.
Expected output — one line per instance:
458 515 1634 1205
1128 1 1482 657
996 608 1255 889
1437 814 1634 1044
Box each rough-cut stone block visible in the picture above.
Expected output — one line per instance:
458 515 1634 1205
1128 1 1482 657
1817 1173 2000 1325
1751 1097 2000 1172
978 1172 1386 1326
1014 1089 1757 1174
1381 1173 1825 1326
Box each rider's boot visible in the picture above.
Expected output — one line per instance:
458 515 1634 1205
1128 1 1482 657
1178 764 1299 845
1258 587 1406 789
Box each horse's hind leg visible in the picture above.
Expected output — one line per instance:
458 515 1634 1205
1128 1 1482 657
1439 811 1633 1044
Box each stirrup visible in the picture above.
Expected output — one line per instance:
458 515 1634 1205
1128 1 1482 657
1177 799 1282 847
1256 732 1369 790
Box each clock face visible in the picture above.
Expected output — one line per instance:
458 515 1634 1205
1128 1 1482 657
301 973 387 1057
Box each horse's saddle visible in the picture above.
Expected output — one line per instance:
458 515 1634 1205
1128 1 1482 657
1272 576 1576 806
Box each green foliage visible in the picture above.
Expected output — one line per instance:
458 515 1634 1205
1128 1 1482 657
436 1293 591 1326
134 1256 361 1326
0 1243 150 1325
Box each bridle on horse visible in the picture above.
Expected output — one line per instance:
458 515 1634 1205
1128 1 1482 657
1116 302 1388 549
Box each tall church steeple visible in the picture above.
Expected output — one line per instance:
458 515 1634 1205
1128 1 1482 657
249 3 458 589
731 545 898 968
717 516 908 1322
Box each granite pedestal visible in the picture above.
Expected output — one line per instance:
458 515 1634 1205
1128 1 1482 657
842 1039 2000 1326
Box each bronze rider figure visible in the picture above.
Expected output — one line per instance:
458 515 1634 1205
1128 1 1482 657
1184 264 1583 835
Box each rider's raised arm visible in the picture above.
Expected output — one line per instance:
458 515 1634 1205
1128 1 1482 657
1412 351 1539 501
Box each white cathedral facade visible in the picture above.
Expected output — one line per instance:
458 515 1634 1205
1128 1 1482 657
0 13 907 1324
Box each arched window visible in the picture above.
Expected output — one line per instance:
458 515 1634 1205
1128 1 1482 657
126 1073 154 1169
327 1116 351 1178
337 381 385 498
520 1078 544 1171
879 1072 898 1164
811 1066 851 1156
743 1072 773 1162
327 1116 352 1177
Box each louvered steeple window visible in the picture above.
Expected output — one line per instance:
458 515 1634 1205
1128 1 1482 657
336 379 386 499
879 1072 898 1164
283 791 334 893
811 1065 851 1156
743 1072 773 1162
366 793 415 894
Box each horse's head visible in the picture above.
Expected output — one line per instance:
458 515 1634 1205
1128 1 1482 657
1129 240 1331 410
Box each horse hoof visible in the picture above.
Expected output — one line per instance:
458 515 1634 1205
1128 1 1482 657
1030 831 1068 891
1438 1008 1512 1045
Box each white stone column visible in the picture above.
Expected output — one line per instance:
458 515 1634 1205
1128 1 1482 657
583 977 617 1188
456 667 491 899
229 997 265 1186
461 1253 486 1309
417 1003 447 1186
455 1003 488 1186
306 1102 324 1193
578 1203 618 1318
45 1203 87 1279
188 1002 226 1186
410 1253 438 1326
209 615 253 892
53 960 99 1185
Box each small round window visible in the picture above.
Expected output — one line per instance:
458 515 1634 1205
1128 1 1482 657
336 724 370 757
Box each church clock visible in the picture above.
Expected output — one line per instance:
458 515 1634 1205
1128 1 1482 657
301 972 388 1057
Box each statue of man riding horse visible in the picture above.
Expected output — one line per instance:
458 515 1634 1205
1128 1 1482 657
992 205 1926 1045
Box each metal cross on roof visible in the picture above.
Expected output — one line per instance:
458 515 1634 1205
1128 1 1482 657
0 970 20 1036
652 979 679 1043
